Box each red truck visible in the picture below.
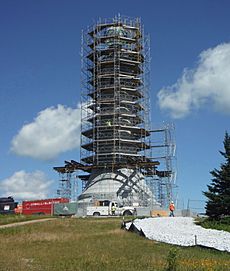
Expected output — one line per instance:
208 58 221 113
22 198 69 215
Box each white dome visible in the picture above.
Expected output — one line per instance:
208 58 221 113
78 168 157 206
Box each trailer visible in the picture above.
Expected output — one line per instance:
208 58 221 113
0 197 18 215
53 202 77 216
22 198 69 215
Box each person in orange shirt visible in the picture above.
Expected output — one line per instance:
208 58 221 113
169 201 175 217
14 204 22 215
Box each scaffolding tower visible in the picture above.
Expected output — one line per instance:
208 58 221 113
150 124 177 207
54 15 174 206
56 165 78 202
81 15 151 166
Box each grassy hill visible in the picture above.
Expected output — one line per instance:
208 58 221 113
0 217 229 271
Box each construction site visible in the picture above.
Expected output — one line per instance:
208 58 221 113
54 15 177 216
2 5 230 271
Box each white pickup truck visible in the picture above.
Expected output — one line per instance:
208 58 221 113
86 200 136 216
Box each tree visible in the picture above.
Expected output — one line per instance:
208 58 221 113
203 132 230 219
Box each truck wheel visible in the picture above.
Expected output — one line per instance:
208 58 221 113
93 212 100 216
123 210 132 216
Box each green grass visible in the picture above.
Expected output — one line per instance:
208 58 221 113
0 217 229 271
197 216 230 232
0 214 53 225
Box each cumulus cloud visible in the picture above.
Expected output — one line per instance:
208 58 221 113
0 171 53 200
157 43 230 118
11 104 82 160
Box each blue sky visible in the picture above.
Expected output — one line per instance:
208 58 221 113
0 0 229 209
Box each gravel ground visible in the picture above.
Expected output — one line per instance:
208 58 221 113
126 217 230 252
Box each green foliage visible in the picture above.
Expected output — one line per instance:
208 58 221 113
198 217 230 232
165 247 179 271
203 132 230 219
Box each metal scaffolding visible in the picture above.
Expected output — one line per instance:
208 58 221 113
80 15 151 166
54 15 175 207
56 166 78 202
150 124 177 207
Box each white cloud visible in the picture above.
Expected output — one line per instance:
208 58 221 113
157 43 230 118
0 171 53 200
11 104 81 160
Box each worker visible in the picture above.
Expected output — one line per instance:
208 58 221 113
106 120 112 126
169 201 175 217
111 205 116 216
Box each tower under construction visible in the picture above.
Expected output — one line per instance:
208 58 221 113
54 15 175 208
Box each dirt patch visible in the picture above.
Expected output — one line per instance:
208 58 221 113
0 218 56 229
